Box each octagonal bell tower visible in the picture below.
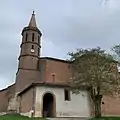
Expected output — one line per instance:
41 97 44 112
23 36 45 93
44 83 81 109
15 11 42 93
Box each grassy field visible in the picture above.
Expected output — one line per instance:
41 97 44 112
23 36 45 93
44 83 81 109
0 114 46 120
0 115 120 120
90 117 120 120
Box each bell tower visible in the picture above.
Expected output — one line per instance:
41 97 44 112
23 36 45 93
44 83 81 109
16 11 42 93
19 11 42 70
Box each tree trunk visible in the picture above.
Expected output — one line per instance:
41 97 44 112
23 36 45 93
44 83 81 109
90 86 103 117
94 95 102 118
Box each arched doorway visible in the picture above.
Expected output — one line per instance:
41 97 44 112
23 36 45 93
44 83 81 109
42 92 55 117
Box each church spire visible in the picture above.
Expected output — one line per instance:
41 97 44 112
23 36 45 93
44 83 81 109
28 11 37 27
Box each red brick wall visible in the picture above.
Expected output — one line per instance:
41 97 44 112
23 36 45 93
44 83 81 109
0 84 15 112
0 89 8 112
101 96 120 116
45 59 71 83
15 69 40 93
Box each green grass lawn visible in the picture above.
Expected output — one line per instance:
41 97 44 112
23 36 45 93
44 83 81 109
1 115 120 120
90 117 120 120
0 114 46 120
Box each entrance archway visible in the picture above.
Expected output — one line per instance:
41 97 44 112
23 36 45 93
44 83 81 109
42 92 56 117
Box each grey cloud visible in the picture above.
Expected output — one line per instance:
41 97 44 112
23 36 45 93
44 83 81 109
0 0 120 89
41 8 120 50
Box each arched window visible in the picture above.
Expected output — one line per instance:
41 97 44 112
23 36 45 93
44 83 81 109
38 36 40 44
52 74 55 82
32 33 35 41
32 45 34 49
38 48 40 56
25 33 28 41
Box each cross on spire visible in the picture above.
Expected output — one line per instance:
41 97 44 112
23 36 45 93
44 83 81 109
28 11 37 27
33 10 35 15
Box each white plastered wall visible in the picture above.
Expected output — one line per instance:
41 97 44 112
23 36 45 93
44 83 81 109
35 86 91 118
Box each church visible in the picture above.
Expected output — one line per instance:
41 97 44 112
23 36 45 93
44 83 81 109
0 12 120 118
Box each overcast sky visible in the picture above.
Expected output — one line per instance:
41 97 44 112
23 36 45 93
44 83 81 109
0 0 120 89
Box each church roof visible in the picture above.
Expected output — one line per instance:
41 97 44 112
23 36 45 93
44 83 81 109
18 82 70 96
40 57 72 64
28 11 37 28
0 83 15 92
18 81 90 96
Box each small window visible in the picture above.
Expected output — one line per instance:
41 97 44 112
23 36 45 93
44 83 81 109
52 73 55 82
25 34 28 41
64 89 70 101
32 33 35 41
102 102 105 105
32 45 34 49
38 36 40 44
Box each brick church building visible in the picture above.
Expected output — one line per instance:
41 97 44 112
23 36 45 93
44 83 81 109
0 12 120 118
